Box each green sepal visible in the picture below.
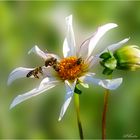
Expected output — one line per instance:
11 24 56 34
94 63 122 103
74 85 82 95
100 61 105 67
103 68 113 75
104 57 117 70
100 52 111 60
100 50 117 75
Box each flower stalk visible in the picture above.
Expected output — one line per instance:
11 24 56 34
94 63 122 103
102 89 109 140
74 93 84 140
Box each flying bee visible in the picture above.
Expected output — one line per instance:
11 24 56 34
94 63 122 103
26 67 43 79
45 57 60 72
76 57 83 65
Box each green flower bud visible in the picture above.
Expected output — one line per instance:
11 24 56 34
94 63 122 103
114 45 140 71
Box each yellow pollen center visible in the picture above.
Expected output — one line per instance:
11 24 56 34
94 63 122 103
57 56 85 80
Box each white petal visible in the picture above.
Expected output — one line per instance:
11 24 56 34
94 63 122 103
88 38 130 68
80 82 89 88
78 37 90 59
87 23 118 58
98 78 123 90
29 45 61 61
86 55 96 69
84 72 96 76
63 15 76 58
63 39 70 58
79 74 123 90
103 38 129 53
41 66 56 78
28 45 47 60
10 77 60 109
58 79 77 121
7 67 34 85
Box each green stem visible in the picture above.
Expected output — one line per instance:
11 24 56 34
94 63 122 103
102 89 109 140
74 93 84 140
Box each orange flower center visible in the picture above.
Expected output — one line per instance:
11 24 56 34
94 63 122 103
57 56 86 80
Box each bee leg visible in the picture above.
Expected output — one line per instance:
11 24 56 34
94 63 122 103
34 71 39 79
34 74 39 79
39 67 43 74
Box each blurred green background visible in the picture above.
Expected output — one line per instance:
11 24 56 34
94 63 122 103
0 1 140 139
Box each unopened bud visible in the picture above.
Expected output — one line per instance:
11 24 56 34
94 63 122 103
114 45 140 71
